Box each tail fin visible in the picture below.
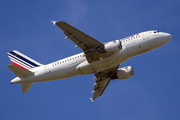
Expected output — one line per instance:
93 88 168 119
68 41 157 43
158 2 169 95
7 50 42 70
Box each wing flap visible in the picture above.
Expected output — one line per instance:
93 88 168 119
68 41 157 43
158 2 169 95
92 77 111 101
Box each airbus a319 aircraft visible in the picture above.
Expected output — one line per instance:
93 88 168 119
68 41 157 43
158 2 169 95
7 21 172 101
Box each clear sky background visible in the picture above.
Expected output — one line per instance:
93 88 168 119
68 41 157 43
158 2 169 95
0 0 180 120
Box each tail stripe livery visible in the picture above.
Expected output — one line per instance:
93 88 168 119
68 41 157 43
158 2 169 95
8 52 35 70
8 53 33 69
7 50 42 70
9 51 40 67
11 61 29 70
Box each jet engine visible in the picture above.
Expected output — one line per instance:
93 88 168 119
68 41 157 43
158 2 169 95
104 40 122 53
114 66 134 80
95 40 122 53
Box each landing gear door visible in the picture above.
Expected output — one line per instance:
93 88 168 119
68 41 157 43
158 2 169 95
143 32 149 40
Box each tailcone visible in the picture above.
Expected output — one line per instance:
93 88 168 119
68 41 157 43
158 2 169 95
11 77 22 84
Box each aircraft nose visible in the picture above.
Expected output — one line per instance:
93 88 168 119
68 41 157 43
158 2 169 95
163 33 172 43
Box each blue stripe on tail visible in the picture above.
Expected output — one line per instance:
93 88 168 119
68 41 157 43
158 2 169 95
9 51 40 67
8 54 33 68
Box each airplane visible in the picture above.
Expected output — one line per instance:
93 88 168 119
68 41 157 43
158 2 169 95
7 21 172 102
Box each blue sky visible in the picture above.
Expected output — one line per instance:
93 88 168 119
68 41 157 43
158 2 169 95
1 0 180 120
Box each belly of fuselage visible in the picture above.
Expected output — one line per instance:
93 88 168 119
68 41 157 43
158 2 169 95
76 47 129 75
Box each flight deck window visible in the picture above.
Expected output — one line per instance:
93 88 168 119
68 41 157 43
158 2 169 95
154 31 160 33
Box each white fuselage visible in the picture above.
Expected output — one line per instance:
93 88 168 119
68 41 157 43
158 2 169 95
11 31 172 84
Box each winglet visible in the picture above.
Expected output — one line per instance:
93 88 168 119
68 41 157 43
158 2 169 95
51 21 57 25
90 98 94 102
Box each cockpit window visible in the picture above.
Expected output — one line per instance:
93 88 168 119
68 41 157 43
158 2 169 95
154 31 160 33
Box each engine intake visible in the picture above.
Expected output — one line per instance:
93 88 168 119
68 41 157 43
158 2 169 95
116 66 134 80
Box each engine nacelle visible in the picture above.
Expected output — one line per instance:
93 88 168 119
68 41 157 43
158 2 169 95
104 40 122 53
116 66 134 80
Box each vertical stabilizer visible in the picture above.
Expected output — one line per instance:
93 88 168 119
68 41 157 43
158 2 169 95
7 50 42 70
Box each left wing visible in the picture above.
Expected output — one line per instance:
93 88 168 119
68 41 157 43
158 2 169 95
90 65 119 102
52 21 113 62
52 21 103 52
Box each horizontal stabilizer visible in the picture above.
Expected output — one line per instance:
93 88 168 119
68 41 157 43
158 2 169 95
22 83 33 93
7 64 33 78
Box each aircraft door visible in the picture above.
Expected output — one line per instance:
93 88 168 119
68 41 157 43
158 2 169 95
44 65 51 74
143 32 149 40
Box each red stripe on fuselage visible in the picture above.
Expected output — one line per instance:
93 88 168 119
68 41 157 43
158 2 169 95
12 61 28 70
